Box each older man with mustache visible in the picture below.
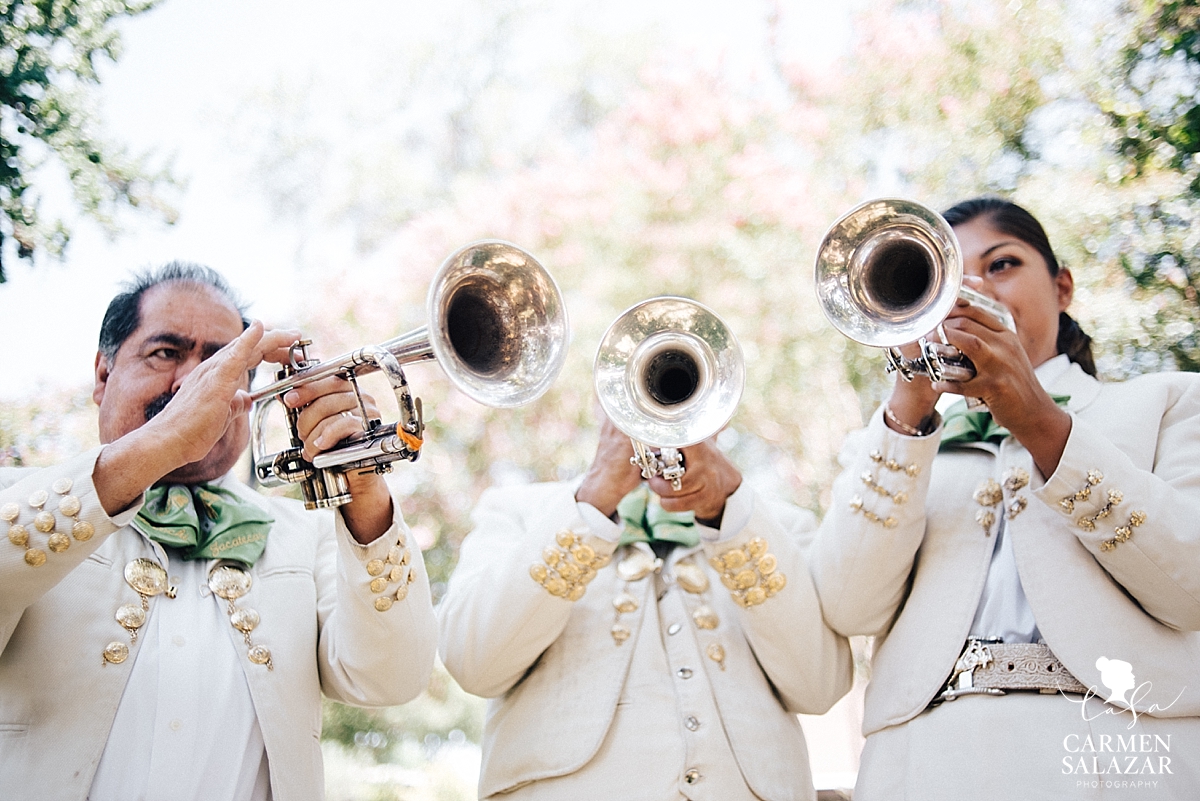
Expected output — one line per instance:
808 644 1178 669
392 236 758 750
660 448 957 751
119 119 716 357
0 263 437 801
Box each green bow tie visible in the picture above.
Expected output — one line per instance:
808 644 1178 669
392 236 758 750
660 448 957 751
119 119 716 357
617 484 700 549
940 394 1071 448
133 484 274 566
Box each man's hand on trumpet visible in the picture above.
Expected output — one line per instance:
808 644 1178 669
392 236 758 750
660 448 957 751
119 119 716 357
283 371 393 544
649 437 742 528
575 413 742 528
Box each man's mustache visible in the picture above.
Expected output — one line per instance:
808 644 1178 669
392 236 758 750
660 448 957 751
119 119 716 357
144 391 176 422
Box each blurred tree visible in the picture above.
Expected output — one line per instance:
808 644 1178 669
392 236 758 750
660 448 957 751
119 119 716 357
1101 0 1200 370
0 0 177 283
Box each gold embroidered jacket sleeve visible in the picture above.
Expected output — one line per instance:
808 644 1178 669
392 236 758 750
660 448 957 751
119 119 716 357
1032 373 1200 632
810 410 943 638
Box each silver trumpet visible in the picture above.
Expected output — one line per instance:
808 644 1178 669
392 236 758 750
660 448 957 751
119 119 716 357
594 296 744 491
814 198 1014 383
250 240 569 509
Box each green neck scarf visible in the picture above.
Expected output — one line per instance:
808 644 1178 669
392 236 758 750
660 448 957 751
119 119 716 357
940 394 1070 449
133 484 274 566
617 484 699 549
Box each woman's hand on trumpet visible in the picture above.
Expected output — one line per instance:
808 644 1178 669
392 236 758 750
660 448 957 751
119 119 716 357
933 291 1072 477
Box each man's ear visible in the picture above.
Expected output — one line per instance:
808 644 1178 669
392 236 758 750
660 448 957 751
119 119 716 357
93 351 110 406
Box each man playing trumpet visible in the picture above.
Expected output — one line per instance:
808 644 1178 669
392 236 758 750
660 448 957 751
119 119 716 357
439 405 851 800
0 263 437 801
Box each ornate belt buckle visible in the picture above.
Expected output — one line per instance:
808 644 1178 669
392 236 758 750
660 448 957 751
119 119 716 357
937 637 1005 703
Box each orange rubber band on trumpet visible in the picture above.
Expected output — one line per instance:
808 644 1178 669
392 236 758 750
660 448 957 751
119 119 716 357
397 429 424 452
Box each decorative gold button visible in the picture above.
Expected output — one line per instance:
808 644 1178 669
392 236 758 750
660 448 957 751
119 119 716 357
1 503 19 522
529 563 548 583
58 496 81 517
555 530 577 548
706 642 726 669
692 605 719 630
8 524 29 547
579 567 598 584
126 559 168 597
231 608 261 633
613 592 639 614
973 479 1002 507
591 553 612 570
765 573 787 594
27 490 48 509
733 570 756 590
394 584 409 602
24 549 46 567
557 561 582 581
745 538 767 558
567 584 586 602
675 562 709 594
744 586 768 606
389 566 404 583
47 532 69 553
721 549 748 571
611 623 631 645
386 546 404 565
571 543 595 564
1003 468 1030 494
366 559 385 577
543 547 562 567
616 550 657 582
103 642 130 664
369 577 389 594
52 478 73 495
375 595 394 612
116 604 147 632
247 645 273 667
756 554 778 576
544 576 568 597
207 563 251 600
72 520 94 541
33 511 55 533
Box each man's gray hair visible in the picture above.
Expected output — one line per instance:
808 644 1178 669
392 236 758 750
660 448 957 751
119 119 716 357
98 261 250 364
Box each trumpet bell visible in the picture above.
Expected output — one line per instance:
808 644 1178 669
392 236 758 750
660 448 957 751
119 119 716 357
424 241 570 408
594 296 744 449
814 198 963 348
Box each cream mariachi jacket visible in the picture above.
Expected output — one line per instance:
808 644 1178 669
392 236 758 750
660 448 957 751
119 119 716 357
811 360 1200 735
0 447 438 801
438 481 852 801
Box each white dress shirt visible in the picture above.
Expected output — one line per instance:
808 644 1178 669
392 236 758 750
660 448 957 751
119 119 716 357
88 538 271 800
966 355 1070 644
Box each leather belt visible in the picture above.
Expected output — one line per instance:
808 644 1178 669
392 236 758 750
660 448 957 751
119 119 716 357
933 638 1088 704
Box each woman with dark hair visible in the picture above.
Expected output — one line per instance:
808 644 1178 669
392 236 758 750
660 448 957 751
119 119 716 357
812 197 1200 799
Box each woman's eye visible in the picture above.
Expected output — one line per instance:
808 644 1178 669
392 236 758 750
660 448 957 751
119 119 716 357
989 257 1018 273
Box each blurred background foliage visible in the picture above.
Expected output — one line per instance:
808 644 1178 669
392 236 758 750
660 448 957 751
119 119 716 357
4 0 1199 797
0 0 177 282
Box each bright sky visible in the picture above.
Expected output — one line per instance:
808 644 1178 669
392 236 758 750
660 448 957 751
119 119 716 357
0 0 849 400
